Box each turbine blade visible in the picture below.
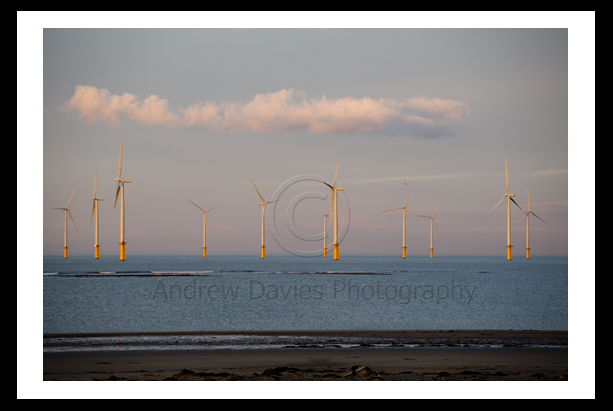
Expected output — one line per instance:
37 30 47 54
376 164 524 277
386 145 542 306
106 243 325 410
118 136 123 179
530 211 547 224
378 207 403 214
251 179 265 203
68 187 76 208
517 212 527 226
434 219 442 238
487 196 505 216
510 197 523 211
206 206 216 214
93 169 97 197
405 208 421 225
415 215 430 218
404 191 410 208
332 159 339 187
68 210 78 233
187 199 205 212
505 158 508 193
90 200 95 226
114 183 121 208
527 184 530 209
323 182 333 189
433 201 443 218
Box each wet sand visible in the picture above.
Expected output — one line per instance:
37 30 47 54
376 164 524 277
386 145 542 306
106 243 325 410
43 330 567 381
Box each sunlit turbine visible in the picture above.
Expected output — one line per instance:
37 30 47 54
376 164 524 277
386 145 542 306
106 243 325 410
518 184 546 259
323 214 329 257
114 136 132 261
90 169 104 259
323 159 344 260
416 202 443 258
378 184 420 258
251 180 275 259
188 199 216 258
52 187 78 258
487 158 522 260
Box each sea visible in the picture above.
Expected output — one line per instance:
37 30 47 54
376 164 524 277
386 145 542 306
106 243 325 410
43 254 567 337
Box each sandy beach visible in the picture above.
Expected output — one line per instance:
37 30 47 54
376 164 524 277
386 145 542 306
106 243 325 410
43 330 567 381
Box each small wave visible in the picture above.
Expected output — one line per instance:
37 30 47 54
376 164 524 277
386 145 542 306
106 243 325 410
43 272 58 276
151 271 214 275
115 271 147 274
217 270 258 273
269 271 391 276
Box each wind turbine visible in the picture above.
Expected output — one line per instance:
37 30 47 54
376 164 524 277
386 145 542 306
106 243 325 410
487 158 522 260
188 199 216 258
52 187 78 258
90 169 104 259
323 159 344 260
114 136 132 261
323 214 329 257
416 202 443 258
251 180 275 259
378 184 420 259
518 184 546 259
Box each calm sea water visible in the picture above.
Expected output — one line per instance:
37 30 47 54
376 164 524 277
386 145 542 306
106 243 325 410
43 254 568 334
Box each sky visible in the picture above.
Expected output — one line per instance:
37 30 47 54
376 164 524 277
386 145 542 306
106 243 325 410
23 13 593 257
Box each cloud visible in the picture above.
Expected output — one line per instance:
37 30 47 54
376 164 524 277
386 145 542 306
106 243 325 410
530 169 568 177
345 172 488 185
61 85 469 136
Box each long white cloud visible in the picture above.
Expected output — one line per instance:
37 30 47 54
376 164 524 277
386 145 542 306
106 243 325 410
61 85 469 136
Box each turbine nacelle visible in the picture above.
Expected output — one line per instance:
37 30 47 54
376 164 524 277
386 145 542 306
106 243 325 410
114 179 132 208
188 199 216 214
416 201 443 239
52 186 79 233
251 180 276 206
378 188 420 225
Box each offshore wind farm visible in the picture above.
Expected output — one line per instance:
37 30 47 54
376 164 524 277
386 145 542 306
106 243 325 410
48 146 549 261
46 151 552 261
24 20 592 396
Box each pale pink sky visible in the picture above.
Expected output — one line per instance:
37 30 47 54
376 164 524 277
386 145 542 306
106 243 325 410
31 26 585 257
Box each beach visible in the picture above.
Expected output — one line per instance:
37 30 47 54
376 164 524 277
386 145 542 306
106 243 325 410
43 330 567 381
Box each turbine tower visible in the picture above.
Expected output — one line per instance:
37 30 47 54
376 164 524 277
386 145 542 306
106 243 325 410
323 159 344 260
52 187 78 258
378 184 420 258
114 136 132 261
90 169 104 259
188 199 216 258
251 180 275 259
323 214 329 257
487 158 522 260
416 202 443 258
518 184 546 259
